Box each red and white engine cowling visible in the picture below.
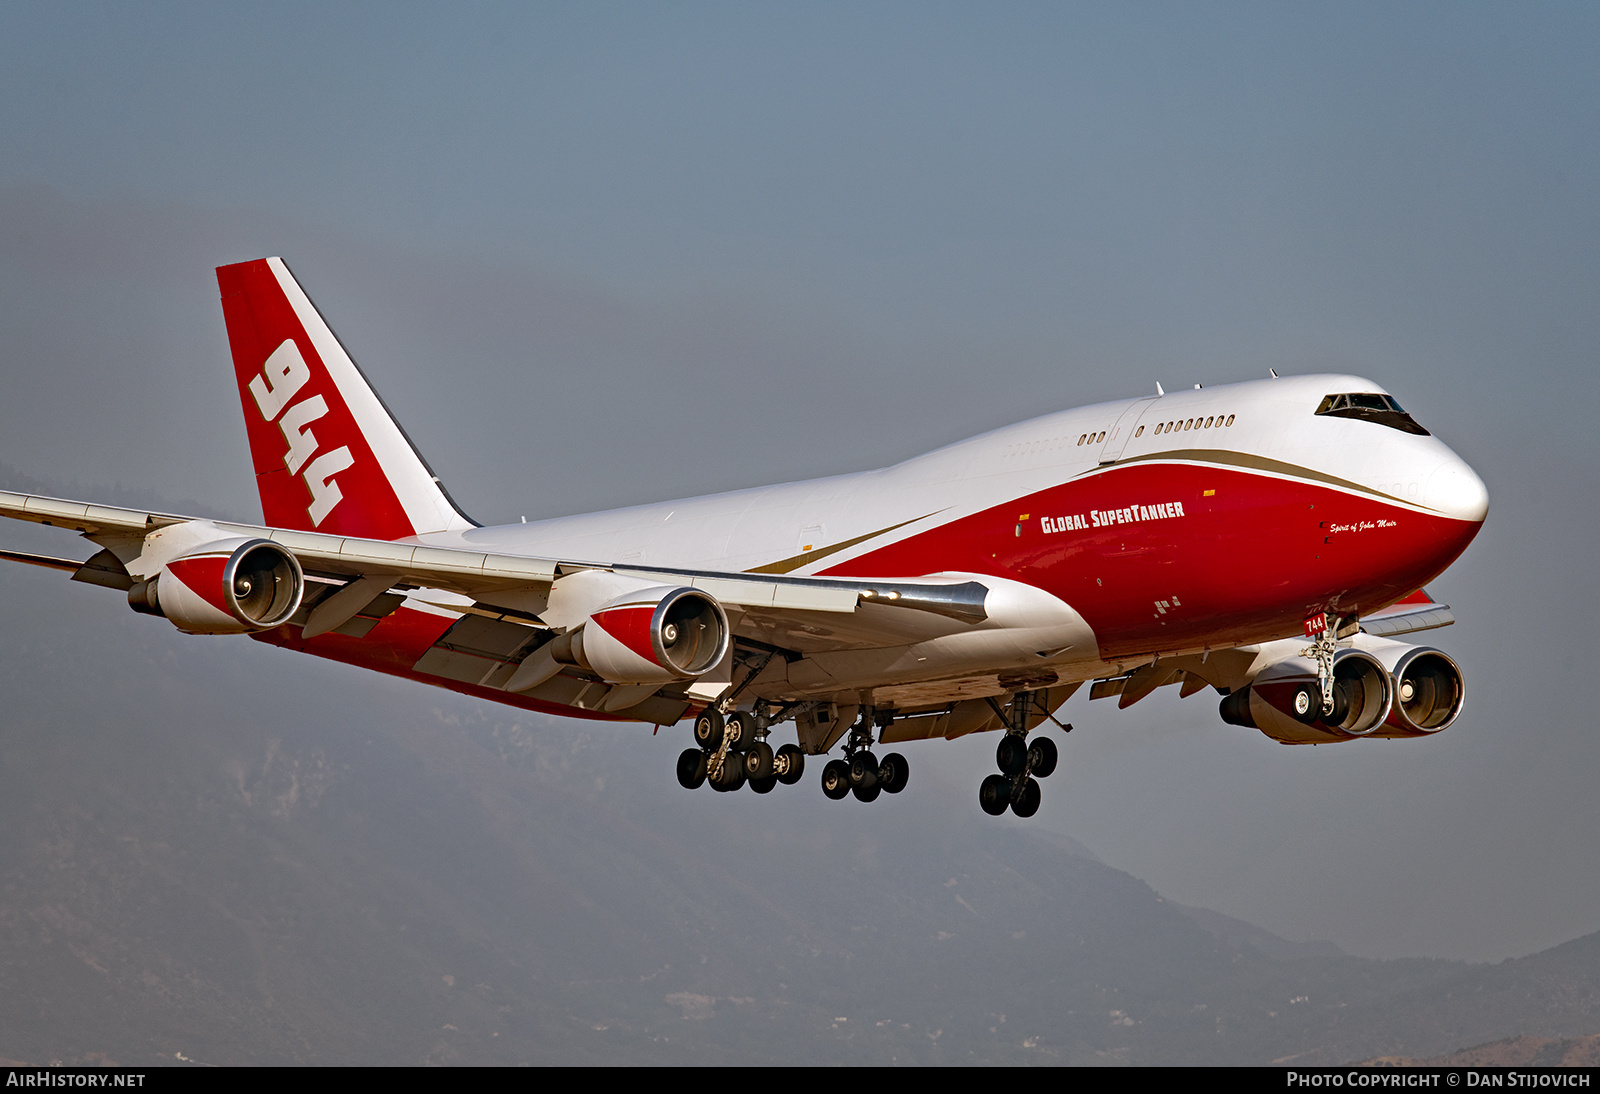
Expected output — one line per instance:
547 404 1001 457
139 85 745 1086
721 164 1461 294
128 537 304 635
1218 647 1394 744
1219 634 1465 744
547 584 730 685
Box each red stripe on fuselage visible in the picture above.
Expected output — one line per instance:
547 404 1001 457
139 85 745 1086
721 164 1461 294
822 462 1482 659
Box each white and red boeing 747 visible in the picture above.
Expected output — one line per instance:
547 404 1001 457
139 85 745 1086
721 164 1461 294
0 259 1488 816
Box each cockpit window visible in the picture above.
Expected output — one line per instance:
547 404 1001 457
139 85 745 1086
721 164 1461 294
1314 392 1430 435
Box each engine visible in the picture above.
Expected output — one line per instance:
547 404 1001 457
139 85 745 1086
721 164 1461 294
1219 634 1465 744
1356 636 1465 737
546 583 730 685
128 537 304 635
1219 646 1394 744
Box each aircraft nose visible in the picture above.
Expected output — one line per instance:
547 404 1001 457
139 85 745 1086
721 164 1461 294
1424 457 1489 523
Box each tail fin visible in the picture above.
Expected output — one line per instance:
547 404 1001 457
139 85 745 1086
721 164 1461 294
217 258 475 539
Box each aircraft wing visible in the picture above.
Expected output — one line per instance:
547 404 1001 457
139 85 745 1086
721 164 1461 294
0 488 988 644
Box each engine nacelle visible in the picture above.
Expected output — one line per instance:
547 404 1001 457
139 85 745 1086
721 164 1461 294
1349 635 1465 737
1219 647 1394 744
548 584 729 685
128 538 304 635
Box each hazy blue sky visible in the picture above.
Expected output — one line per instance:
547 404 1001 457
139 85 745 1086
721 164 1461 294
1 2 1596 962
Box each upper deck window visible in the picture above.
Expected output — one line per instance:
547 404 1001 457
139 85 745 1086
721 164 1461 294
1314 392 1430 435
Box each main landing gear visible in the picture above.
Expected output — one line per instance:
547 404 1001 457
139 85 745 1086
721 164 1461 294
819 707 909 804
676 708 807 795
978 690 1067 819
676 703 913 804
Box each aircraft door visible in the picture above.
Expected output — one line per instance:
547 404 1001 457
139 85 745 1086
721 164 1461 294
1097 397 1159 464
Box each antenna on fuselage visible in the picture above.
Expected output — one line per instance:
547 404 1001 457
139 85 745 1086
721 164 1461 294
1155 382 1165 396
1269 368 1279 378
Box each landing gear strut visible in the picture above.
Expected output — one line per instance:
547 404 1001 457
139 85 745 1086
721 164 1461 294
1301 612 1361 721
1303 618 1341 719
978 690 1066 819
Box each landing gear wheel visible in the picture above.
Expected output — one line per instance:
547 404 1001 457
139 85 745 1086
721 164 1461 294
996 734 1028 775
743 741 775 781
1325 683 1352 727
774 744 805 785
821 759 852 800
979 774 1011 816
878 752 910 794
852 781 881 803
1026 737 1058 779
725 711 758 752
1011 777 1041 818
709 754 746 792
748 775 778 794
849 750 879 789
693 708 726 749
1290 684 1319 724
676 748 707 790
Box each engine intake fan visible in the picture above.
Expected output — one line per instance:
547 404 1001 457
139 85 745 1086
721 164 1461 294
129 538 304 635
548 585 730 685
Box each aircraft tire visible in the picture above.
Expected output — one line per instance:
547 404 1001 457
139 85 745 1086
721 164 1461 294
676 748 708 790
1011 778 1041 818
879 752 910 794
774 744 805 785
709 755 746 792
1326 683 1352 726
725 711 758 752
1290 684 1319 724
1027 737 1058 779
821 759 852 800
979 774 1011 816
849 750 879 789
743 741 775 781
749 775 778 794
693 709 726 750
852 781 881 803
997 733 1029 775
